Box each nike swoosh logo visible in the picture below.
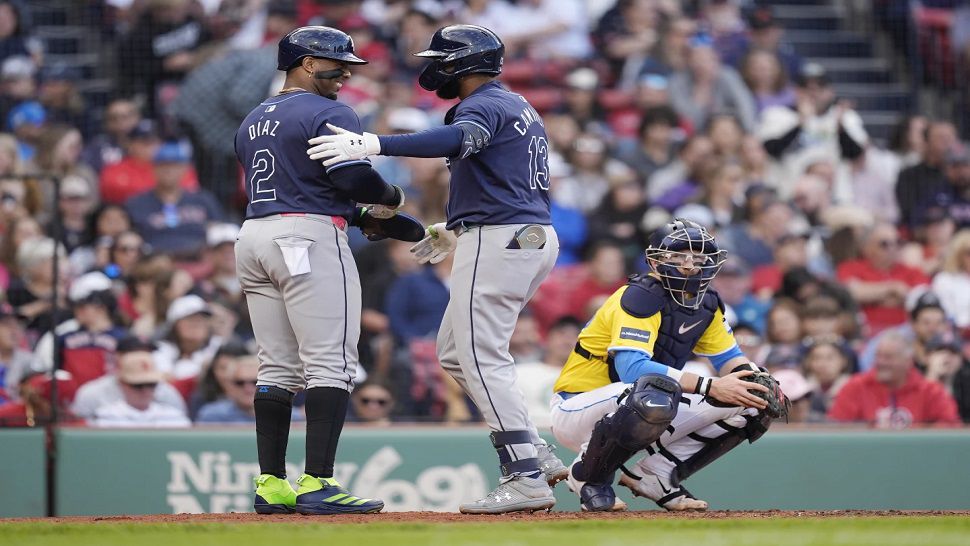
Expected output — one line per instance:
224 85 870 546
659 481 671 494
645 401 667 408
678 320 703 335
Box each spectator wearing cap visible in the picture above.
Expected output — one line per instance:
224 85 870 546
126 141 223 259
90 349 191 428
931 230 970 331
922 338 970 423
555 68 609 136
801 338 852 421
199 222 241 304
837 222 929 337
37 63 89 135
895 121 957 229
757 62 867 192
153 294 222 381
615 105 679 181
100 121 200 205
829 331 959 428
0 302 34 403
713 257 769 334
81 98 142 175
0 55 36 123
7 100 43 162
195 354 260 423
70 336 186 420
32 272 127 389
56 175 96 254
668 33 757 133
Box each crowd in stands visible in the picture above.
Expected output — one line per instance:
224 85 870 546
0 0 968 430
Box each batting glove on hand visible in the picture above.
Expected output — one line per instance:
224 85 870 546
410 222 457 264
307 123 381 167
364 185 405 219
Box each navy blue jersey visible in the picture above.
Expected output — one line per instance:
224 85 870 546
235 91 370 219
444 81 551 230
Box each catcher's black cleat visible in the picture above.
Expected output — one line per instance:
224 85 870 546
579 483 617 512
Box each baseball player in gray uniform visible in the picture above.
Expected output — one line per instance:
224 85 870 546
305 25 568 514
235 27 422 515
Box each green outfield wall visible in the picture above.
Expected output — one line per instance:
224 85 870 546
2 427 969 517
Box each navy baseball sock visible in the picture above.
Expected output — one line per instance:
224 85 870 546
304 386 350 479
254 385 294 479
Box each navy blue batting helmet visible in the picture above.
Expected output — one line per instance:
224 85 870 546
646 219 727 309
277 26 367 71
414 25 504 97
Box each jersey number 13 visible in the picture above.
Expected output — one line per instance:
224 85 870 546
527 136 550 191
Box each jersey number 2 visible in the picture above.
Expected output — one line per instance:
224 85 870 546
527 136 550 191
250 149 277 203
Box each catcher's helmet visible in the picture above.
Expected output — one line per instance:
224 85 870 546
277 26 367 71
414 25 504 95
645 219 727 309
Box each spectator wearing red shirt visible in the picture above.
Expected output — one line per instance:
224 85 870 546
828 331 960 428
99 120 198 205
837 222 929 336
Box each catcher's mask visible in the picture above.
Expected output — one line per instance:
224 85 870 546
645 219 727 310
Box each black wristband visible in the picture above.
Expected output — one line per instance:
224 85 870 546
694 376 704 395
703 377 713 396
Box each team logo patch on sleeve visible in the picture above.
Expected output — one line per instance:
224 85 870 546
619 327 651 343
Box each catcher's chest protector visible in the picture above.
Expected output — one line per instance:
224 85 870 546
622 275 721 371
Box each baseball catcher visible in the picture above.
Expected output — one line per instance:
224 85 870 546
549 219 788 512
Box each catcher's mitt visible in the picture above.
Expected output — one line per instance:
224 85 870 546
743 370 791 420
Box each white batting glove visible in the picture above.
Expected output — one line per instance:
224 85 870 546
410 222 458 264
307 123 381 167
364 185 405 219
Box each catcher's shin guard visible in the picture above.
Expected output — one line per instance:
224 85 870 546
575 375 681 501
669 411 772 487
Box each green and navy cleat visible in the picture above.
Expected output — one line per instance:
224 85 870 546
253 474 297 514
294 474 384 515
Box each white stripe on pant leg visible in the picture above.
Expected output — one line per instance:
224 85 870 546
549 382 628 454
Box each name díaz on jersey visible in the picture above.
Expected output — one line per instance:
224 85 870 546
247 119 280 140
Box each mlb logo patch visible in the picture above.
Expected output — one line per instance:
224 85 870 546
619 327 651 343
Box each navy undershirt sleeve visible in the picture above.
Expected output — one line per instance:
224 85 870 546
378 125 463 158
328 163 398 205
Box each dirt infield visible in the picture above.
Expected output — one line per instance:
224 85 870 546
11 510 969 525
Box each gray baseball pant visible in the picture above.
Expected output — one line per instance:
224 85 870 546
236 213 360 393
437 224 560 467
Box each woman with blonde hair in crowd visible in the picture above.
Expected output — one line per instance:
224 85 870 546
0 133 25 176
931 229 970 331
0 215 42 289
6 237 71 340
30 124 98 210
119 254 172 339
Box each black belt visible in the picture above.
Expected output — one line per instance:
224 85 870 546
574 342 619 382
